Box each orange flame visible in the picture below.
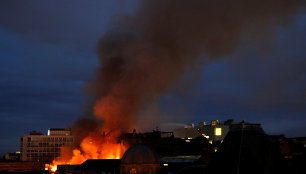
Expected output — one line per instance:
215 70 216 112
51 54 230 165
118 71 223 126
49 131 128 172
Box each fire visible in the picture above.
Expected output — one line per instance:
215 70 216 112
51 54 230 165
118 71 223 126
48 131 128 172
50 164 57 172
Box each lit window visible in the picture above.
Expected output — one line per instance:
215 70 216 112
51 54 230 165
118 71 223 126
215 128 222 136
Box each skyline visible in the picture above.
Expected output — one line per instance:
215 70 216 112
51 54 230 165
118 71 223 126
0 0 306 156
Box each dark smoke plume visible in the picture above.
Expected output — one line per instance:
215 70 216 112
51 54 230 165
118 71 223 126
86 0 303 133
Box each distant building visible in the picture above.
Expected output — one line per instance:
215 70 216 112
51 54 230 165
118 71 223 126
207 121 291 174
173 120 233 143
120 144 160 174
121 130 212 157
160 155 205 174
173 119 262 144
0 162 44 172
4 151 20 161
73 159 120 174
20 128 73 162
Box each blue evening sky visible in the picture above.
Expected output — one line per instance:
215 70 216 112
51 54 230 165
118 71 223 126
0 0 305 155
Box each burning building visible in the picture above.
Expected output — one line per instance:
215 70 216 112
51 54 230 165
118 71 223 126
46 0 303 172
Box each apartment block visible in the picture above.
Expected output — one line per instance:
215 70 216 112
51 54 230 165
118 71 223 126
20 128 73 162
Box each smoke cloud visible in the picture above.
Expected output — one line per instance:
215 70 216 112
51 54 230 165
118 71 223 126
86 0 303 133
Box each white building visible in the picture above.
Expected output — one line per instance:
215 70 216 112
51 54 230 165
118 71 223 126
20 128 73 162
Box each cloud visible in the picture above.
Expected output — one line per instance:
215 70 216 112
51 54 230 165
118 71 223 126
0 0 305 155
0 0 138 154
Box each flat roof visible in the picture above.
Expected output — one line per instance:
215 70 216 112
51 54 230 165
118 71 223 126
49 128 68 131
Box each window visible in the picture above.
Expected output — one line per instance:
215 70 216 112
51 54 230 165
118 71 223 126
215 128 222 136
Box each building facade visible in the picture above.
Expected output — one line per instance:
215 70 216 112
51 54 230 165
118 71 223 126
20 128 73 162
173 120 232 143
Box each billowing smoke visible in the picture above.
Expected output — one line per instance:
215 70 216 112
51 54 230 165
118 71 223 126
48 0 306 167
87 0 302 133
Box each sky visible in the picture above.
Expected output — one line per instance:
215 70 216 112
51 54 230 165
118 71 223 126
0 0 305 155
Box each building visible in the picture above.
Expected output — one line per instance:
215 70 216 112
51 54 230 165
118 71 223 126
0 162 44 172
173 120 232 143
121 130 212 157
270 135 306 173
4 151 20 161
207 121 291 174
120 144 161 174
73 159 120 174
160 155 205 174
20 128 73 162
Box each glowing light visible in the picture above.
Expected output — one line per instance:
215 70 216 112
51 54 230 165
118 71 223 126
188 137 192 139
163 163 169 166
51 167 57 172
215 128 222 136
202 134 209 139
47 163 57 172
209 140 212 144
185 140 190 142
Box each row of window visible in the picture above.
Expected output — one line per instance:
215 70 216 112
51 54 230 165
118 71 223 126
26 153 59 157
26 142 69 147
25 137 73 142
26 148 60 153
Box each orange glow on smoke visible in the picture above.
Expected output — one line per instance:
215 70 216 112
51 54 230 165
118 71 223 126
49 131 128 172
